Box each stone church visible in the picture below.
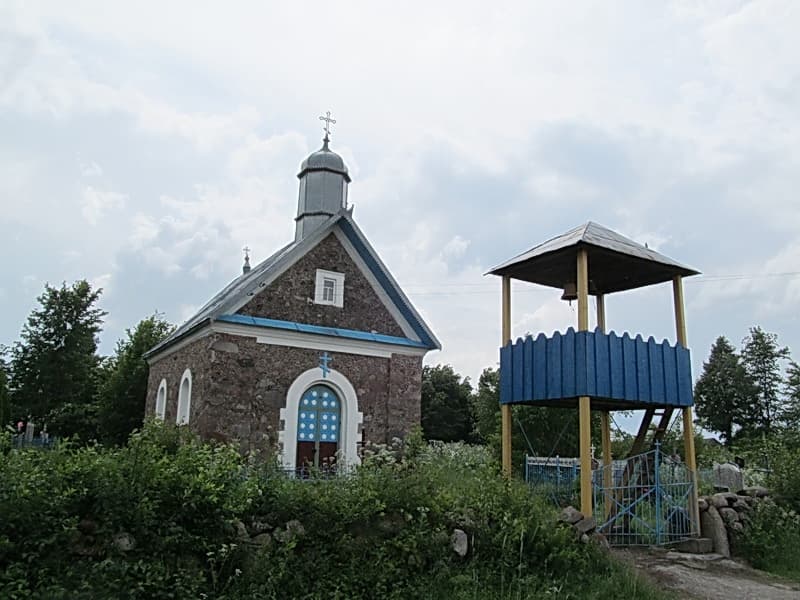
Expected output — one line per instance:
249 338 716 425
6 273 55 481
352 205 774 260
144 125 440 471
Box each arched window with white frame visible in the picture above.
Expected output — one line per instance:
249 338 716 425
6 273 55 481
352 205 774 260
155 379 167 420
177 369 192 425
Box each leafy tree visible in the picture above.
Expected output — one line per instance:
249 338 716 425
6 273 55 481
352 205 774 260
97 314 174 445
693 336 755 446
470 366 599 471
471 367 501 447
9 280 106 434
741 326 789 437
421 364 474 442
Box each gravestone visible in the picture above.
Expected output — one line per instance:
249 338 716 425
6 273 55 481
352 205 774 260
713 462 743 492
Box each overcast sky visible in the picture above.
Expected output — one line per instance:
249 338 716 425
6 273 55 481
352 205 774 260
2 1 800 398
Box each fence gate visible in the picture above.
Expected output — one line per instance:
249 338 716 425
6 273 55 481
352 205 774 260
526 444 695 546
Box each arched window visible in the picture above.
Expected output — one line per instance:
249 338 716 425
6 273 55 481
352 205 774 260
177 369 192 425
155 379 167 420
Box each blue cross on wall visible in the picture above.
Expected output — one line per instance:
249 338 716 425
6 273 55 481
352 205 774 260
319 352 332 378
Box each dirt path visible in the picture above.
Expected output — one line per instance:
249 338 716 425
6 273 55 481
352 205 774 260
615 548 800 600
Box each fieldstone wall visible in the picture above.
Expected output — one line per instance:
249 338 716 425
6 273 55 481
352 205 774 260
698 487 770 557
237 233 406 338
146 332 423 453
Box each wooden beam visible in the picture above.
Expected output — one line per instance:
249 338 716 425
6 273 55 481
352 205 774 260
596 293 606 333
501 276 512 478
673 275 699 534
577 249 592 515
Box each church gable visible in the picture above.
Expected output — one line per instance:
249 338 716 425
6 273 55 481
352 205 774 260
236 231 407 338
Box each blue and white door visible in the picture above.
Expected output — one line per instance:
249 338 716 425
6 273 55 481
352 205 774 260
296 384 341 470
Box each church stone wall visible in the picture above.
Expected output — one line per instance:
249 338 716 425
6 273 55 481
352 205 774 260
146 331 423 454
237 233 406 338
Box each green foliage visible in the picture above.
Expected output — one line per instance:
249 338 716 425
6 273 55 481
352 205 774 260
783 361 800 430
740 326 790 437
421 364 474 442
0 350 10 428
9 280 106 437
735 499 800 581
97 315 174 446
0 423 666 599
471 368 600 471
694 336 755 446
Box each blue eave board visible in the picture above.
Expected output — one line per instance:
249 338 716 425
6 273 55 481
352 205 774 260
499 328 693 408
215 314 429 349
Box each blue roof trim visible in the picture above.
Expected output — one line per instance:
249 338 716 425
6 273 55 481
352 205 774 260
216 314 429 349
338 218 437 349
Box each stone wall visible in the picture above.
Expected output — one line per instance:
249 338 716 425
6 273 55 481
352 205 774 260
698 487 769 557
237 233 406 338
146 331 423 453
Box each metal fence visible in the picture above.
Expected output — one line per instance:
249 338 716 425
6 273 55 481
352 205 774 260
526 444 694 546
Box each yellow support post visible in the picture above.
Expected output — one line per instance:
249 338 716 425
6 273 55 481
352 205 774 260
577 249 592 516
501 276 512 478
674 275 700 535
597 293 612 517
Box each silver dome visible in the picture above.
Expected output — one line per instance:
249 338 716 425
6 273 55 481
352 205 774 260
298 139 351 182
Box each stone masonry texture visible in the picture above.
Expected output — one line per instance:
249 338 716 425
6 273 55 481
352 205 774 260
146 332 423 453
236 232 406 338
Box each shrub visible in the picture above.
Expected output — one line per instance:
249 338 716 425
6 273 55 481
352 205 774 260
734 499 800 581
0 422 667 599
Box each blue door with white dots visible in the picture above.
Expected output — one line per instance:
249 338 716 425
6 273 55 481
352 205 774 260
296 385 341 471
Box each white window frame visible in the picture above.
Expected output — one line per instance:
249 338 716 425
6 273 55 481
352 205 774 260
314 269 345 308
155 379 167 420
177 368 192 425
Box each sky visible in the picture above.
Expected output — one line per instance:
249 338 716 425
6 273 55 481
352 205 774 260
2 1 800 404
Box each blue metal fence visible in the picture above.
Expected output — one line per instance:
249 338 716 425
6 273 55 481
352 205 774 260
526 444 695 546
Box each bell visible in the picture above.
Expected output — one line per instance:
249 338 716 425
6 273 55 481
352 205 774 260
560 282 577 302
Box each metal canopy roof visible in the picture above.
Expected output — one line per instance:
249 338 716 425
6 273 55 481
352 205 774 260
488 222 700 294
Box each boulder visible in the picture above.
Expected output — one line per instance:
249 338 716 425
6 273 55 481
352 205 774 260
574 517 597 535
710 493 736 509
739 486 769 498
719 507 739 525
234 519 249 540
732 499 749 511
451 529 468 557
112 532 136 552
560 506 584 525
698 498 709 512
701 505 730 557
673 537 713 554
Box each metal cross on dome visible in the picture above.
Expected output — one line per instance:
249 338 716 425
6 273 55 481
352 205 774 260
319 111 336 139
319 352 333 378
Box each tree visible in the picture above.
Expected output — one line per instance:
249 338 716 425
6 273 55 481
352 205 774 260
784 360 800 430
0 347 10 429
9 281 106 434
97 315 174 445
693 336 755 446
421 364 474 442
470 366 599 470
741 326 789 437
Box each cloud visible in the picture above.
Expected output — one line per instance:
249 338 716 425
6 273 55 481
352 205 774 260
81 186 126 225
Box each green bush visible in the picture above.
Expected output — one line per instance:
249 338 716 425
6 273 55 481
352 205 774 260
734 499 800 581
0 422 667 599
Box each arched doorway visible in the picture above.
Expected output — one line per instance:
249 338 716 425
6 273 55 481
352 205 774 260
296 384 341 472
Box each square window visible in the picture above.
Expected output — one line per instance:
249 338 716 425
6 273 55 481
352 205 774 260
314 269 345 307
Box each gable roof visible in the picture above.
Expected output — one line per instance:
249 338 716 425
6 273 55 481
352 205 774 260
146 210 440 358
488 221 700 294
